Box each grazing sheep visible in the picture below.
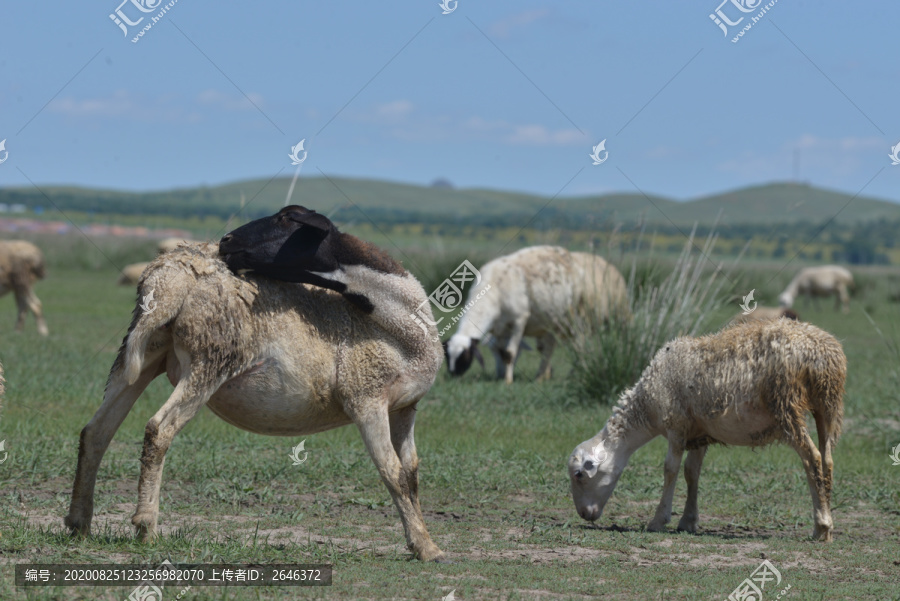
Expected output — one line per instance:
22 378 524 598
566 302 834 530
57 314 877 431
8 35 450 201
66 206 445 561
779 265 854 314
0 240 48 336
445 246 627 384
568 319 845 542
116 262 151 286
729 306 799 325
157 237 199 254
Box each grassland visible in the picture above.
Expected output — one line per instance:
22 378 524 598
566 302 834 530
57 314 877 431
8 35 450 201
0 233 899 600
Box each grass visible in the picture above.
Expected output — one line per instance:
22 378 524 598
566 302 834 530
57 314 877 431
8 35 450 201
565 228 740 405
0 235 899 600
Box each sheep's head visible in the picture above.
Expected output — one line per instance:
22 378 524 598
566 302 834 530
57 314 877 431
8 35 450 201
778 292 793 308
443 334 483 376
568 437 624 523
220 205 338 284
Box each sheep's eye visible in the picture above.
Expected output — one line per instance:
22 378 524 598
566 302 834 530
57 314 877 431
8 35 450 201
583 460 594 471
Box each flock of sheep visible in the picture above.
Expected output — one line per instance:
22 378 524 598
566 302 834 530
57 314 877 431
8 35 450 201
0 208 857 561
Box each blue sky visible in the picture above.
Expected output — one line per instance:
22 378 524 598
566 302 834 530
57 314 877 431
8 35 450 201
1 1 899 201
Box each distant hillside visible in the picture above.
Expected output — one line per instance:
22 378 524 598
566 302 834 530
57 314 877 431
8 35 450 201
1 178 898 228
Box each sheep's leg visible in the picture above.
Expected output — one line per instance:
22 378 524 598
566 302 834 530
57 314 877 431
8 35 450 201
813 412 835 516
535 333 556 381
354 404 443 561
489 337 506 380
389 406 424 523
65 356 165 536
13 287 28 332
789 427 833 542
676 446 707 533
132 373 214 541
500 317 528 384
647 437 685 532
836 284 849 313
25 287 48 336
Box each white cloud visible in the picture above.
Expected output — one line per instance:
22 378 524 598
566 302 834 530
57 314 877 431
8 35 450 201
375 100 414 119
196 89 264 111
489 9 550 39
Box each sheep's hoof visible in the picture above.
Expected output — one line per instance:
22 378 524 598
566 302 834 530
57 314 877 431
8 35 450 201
646 520 668 533
415 545 446 562
812 526 833 542
132 514 158 542
63 514 91 537
676 518 698 534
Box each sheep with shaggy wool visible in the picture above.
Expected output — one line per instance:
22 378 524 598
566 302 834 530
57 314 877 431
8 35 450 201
445 246 627 384
66 206 446 561
568 318 845 542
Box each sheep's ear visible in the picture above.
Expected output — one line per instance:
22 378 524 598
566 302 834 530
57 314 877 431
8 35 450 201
283 206 333 232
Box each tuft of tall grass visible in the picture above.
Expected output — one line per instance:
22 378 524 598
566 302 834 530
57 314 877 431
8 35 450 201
564 227 742 405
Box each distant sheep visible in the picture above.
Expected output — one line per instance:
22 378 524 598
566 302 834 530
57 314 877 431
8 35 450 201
117 262 151 286
157 237 199 254
568 319 845 542
779 265 854 314
0 240 48 336
445 246 627 383
730 306 799 325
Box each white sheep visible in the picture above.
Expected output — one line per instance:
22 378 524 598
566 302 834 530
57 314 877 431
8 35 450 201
116 262 151 286
729 306 799 325
66 206 446 561
157 237 199 254
0 240 49 336
778 265 854 314
568 319 845 542
444 246 627 384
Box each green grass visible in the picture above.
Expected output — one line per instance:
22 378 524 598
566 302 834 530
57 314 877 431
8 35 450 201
0 236 899 600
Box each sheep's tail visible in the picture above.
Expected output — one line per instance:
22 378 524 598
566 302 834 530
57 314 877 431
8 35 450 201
811 344 846 444
121 266 191 385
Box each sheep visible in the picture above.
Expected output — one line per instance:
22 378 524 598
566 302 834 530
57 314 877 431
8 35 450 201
729 306 799 325
568 319 845 542
116 262 151 286
65 206 446 562
779 265 854 314
0 240 49 336
157 237 199 254
444 246 627 384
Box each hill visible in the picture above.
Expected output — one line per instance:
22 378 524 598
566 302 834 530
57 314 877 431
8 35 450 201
1 178 898 228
